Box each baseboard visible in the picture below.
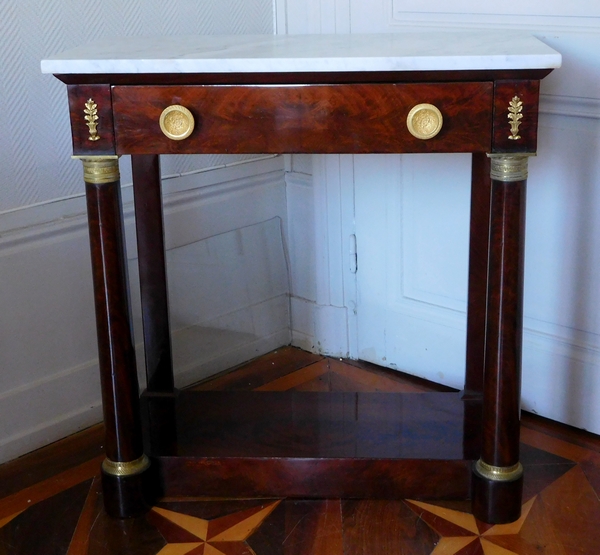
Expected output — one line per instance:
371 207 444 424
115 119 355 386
289 296 349 357
0 358 103 464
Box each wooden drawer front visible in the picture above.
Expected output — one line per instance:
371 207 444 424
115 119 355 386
112 83 493 155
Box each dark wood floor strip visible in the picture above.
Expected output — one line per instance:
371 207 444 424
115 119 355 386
342 500 438 555
522 412 600 454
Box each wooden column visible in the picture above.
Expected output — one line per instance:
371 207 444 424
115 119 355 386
462 153 492 460
131 155 175 393
82 157 152 518
465 153 492 395
472 153 530 524
131 155 178 459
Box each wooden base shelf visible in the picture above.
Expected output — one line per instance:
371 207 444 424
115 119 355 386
142 390 480 500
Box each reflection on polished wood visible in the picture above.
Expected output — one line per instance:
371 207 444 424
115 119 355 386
1 347 599 554
146 390 474 499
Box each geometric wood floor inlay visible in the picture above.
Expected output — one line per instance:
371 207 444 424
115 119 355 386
1 347 599 555
405 497 536 554
149 501 280 554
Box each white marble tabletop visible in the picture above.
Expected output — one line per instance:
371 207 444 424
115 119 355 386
41 32 561 75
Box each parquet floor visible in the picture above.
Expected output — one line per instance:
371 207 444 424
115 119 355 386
1 347 599 554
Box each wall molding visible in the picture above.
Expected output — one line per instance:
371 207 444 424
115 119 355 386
388 1 600 33
0 156 281 236
280 0 600 436
387 290 600 372
0 157 284 258
540 94 600 119
0 356 103 464
391 0 600 18
290 297 349 356
284 170 313 189
387 18 600 34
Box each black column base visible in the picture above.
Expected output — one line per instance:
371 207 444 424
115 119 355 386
101 463 157 519
472 467 523 524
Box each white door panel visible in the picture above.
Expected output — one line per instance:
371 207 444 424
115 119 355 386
280 0 600 431
355 153 471 389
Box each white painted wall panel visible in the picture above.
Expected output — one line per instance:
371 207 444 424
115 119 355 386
280 0 600 433
345 0 600 432
286 172 317 303
392 1 600 19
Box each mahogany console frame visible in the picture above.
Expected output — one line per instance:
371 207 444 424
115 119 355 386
54 64 554 524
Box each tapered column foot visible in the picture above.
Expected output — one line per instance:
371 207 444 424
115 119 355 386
101 455 156 518
472 460 523 524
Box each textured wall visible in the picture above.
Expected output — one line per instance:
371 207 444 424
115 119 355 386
0 0 273 212
0 0 283 463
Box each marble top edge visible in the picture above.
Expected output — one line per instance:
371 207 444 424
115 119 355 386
41 32 562 75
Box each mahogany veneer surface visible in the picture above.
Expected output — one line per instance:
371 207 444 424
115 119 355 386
111 82 493 154
142 390 477 499
149 391 468 458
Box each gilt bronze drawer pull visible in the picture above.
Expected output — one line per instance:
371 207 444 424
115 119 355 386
407 103 443 140
159 104 195 140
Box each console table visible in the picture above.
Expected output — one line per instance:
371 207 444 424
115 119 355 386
42 32 561 524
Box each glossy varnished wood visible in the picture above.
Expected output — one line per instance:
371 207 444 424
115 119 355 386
85 179 143 464
158 457 471 501
152 391 472 458
100 469 154 520
55 68 553 86
85 176 152 518
111 82 493 154
59 56 553 522
481 177 527 469
472 471 523 525
131 155 174 393
192 347 324 391
142 390 476 500
68 84 116 156
464 153 492 396
473 175 528 524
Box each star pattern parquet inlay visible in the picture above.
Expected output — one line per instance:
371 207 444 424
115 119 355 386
405 497 536 555
148 501 281 555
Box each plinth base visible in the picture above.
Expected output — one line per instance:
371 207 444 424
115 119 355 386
101 465 156 519
141 390 480 500
472 466 524 524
